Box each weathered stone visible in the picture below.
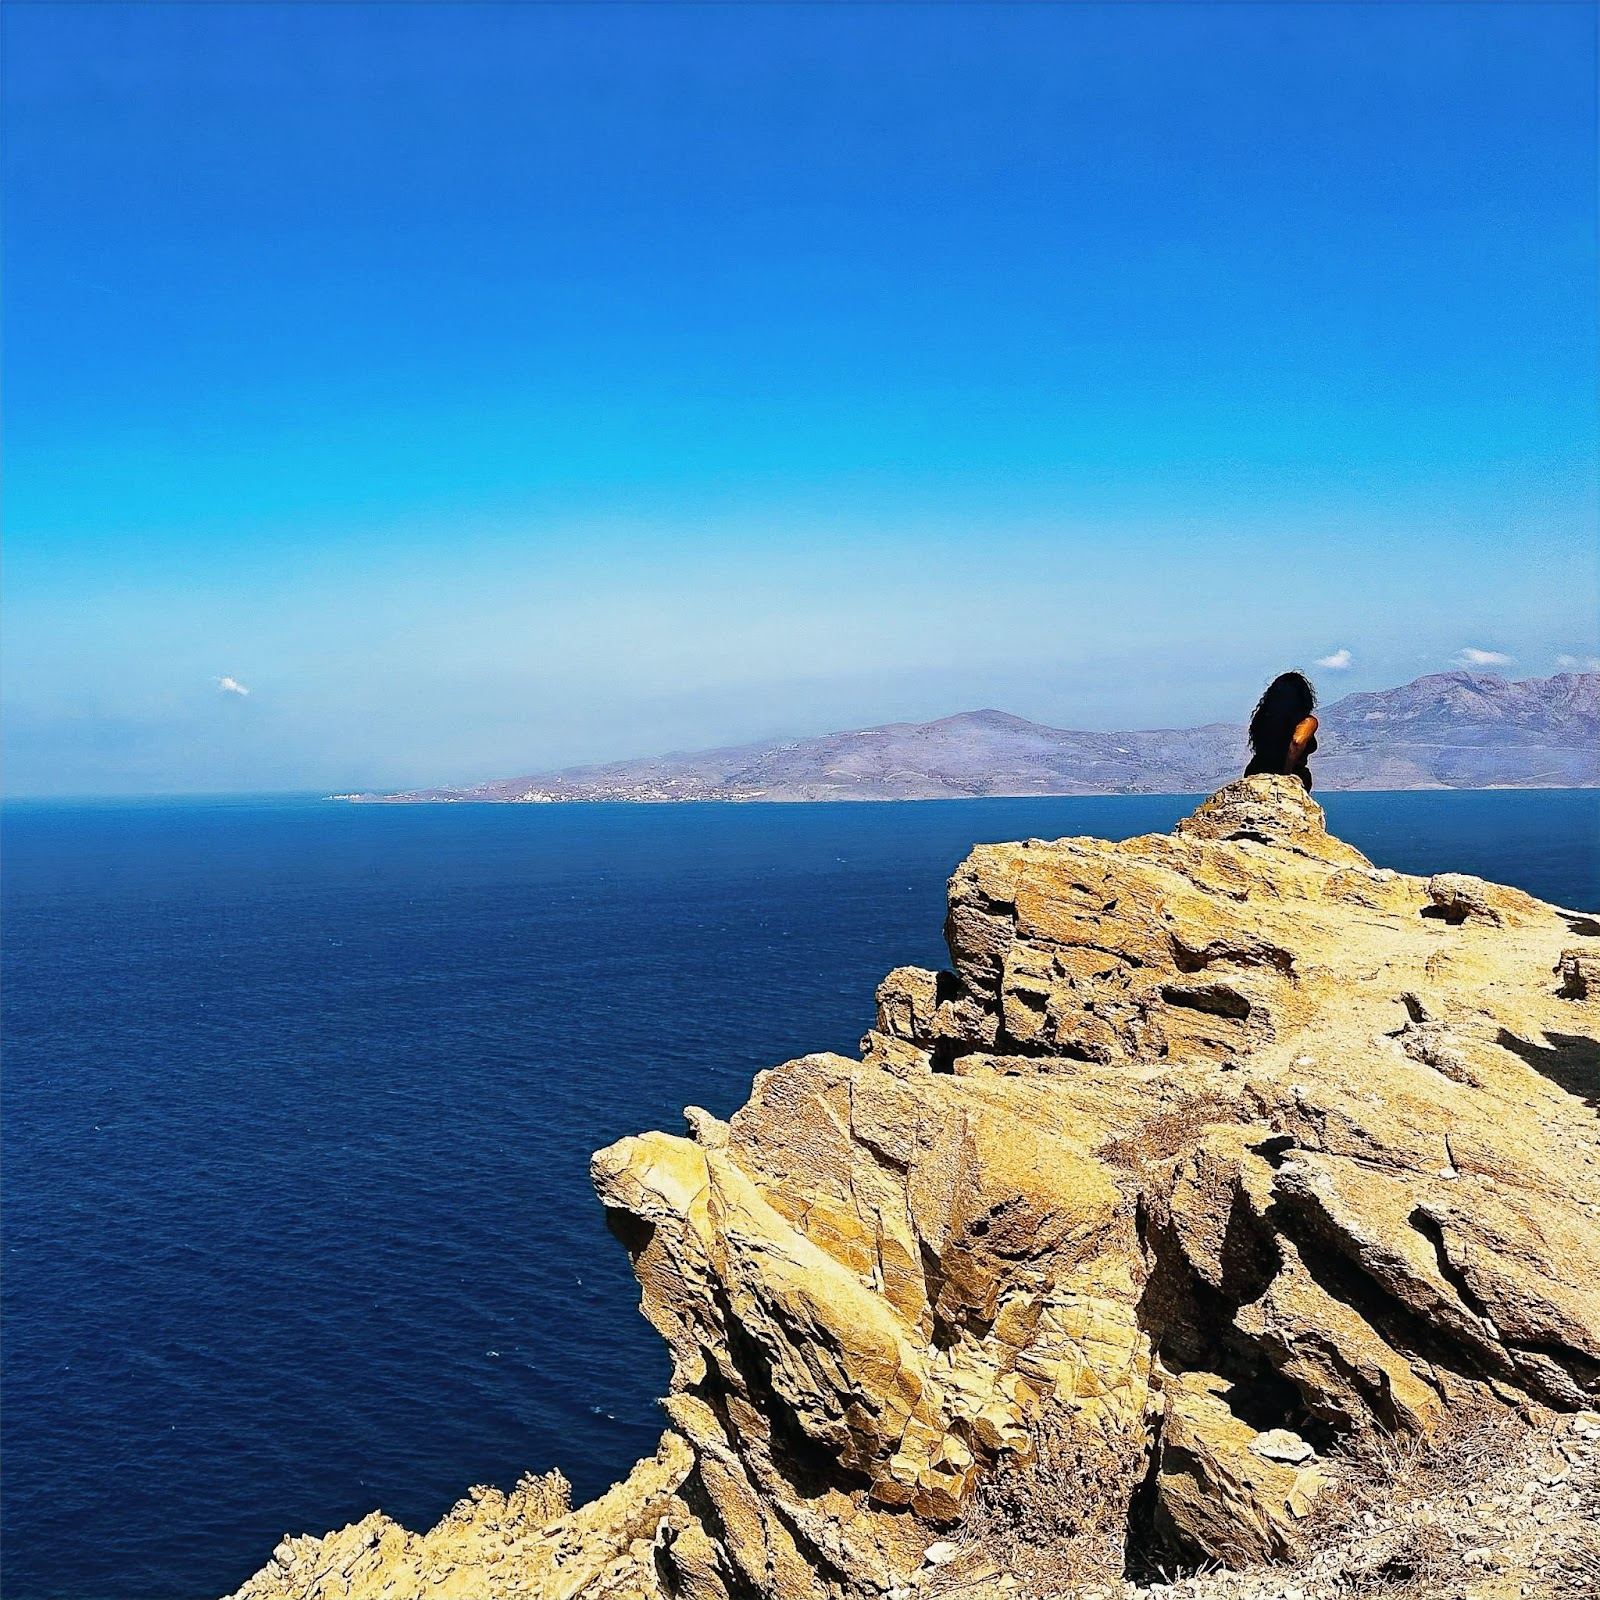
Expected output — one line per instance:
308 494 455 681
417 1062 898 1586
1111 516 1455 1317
1425 871 1544 928
1154 1370 1325 1564
1557 947 1600 1001
231 775 1600 1600
1250 1428 1316 1464
226 1432 692 1600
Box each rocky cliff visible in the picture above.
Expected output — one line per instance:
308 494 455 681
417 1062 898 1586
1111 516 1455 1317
231 777 1600 1600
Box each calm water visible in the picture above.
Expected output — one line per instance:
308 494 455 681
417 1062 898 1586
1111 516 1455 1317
3 791 1596 1600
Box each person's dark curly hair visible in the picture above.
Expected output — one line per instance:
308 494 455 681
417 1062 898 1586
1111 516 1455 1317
1245 671 1317 779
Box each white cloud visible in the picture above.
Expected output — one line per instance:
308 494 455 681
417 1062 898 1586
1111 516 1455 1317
1315 648 1352 670
1454 648 1512 667
1556 654 1600 671
217 676 251 697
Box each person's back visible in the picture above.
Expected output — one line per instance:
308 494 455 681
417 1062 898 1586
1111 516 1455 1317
1245 671 1319 791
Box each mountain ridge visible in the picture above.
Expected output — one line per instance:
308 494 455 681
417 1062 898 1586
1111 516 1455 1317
357 671 1599 802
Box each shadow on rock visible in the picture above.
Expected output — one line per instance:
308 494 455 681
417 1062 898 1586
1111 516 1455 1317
1496 1028 1600 1109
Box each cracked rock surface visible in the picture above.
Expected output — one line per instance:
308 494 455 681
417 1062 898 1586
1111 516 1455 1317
228 777 1599 1600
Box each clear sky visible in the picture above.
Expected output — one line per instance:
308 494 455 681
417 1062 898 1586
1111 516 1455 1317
4 1 1596 795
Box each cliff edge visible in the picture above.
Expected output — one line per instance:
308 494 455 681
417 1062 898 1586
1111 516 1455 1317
230 777 1600 1600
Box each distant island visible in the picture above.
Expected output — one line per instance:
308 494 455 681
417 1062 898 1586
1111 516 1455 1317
351 670 1598 802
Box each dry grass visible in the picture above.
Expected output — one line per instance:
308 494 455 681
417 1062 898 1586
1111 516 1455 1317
960 1411 1147 1594
933 1407 1600 1600
1295 1407 1597 1598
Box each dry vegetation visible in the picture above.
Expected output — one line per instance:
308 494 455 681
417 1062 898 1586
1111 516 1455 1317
905 1408 1600 1600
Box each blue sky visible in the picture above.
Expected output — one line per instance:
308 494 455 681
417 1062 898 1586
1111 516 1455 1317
4 1 1596 795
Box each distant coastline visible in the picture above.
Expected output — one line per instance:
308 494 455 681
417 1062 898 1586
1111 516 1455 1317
345 670 1599 804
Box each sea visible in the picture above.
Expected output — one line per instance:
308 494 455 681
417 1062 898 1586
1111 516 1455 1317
3 790 1596 1600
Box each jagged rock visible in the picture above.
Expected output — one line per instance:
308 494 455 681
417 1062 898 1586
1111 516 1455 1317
231 775 1600 1599
1427 872 1506 926
1153 1370 1325 1564
1558 947 1599 1001
227 1432 692 1599
588 776 1598 1597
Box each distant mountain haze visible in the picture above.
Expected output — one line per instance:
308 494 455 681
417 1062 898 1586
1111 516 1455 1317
362 672 1599 802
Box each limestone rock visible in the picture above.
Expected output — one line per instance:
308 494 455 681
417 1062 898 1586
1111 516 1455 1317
1558 946 1600 1001
1250 1428 1315 1464
226 1431 692 1600
590 776 1597 1597
1153 1370 1325 1564
231 774 1600 1599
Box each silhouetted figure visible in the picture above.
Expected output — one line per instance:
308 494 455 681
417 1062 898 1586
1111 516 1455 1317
1245 671 1319 791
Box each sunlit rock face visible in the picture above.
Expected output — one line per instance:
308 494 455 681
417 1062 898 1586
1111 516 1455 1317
232 776 1600 1600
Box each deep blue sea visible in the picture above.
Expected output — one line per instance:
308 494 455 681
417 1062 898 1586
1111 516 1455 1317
3 791 1596 1600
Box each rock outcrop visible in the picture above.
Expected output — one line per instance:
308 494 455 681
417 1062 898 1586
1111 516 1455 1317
231 777 1599 1600
230 1435 694 1600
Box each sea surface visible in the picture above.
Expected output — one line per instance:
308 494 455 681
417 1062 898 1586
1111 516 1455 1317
3 790 1597 1600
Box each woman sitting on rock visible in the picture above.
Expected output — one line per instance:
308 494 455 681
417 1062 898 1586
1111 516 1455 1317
1245 671 1319 791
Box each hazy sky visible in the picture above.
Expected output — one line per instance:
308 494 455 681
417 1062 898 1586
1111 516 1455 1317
4 1 1596 795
